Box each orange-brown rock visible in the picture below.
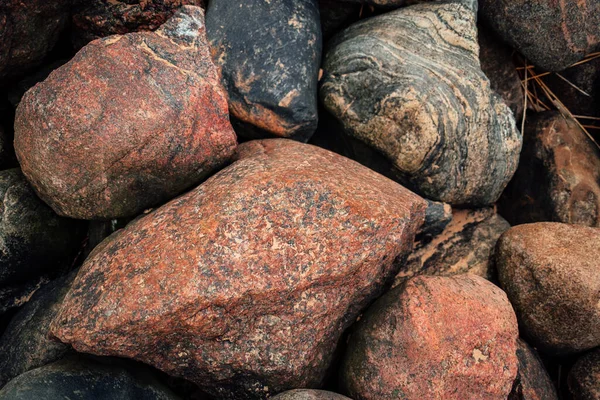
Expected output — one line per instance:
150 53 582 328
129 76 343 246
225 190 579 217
496 223 600 355
340 275 519 400
49 139 427 399
71 0 206 49
499 112 600 227
14 6 236 220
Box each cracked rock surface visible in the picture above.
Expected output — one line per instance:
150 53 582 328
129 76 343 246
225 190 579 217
14 6 237 220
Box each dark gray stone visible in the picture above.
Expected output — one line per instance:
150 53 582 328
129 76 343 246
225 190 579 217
206 0 322 140
0 274 74 388
0 356 180 400
569 348 600 400
509 339 559 400
0 169 85 314
320 1 521 206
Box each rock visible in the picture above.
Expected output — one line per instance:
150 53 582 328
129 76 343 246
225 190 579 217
14 6 237 220
569 348 600 400
479 0 600 72
0 0 70 83
496 222 600 354
0 169 84 313
321 1 521 206
319 1 360 40
0 356 180 399
416 200 453 243
71 0 206 49
271 390 351 400
395 207 510 284
509 339 559 400
206 0 321 140
49 139 427 399
499 112 600 227
478 28 524 121
0 125 14 169
340 275 519 400
0 274 74 388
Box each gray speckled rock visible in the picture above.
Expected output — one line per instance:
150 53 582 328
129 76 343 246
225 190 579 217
479 0 600 72
49 139 427 399
271 389 351 400
0 274 74 388
206 0 321 140
395 207 510 284
0 169 85 314
569 348 600 400
496 223 600 355
509 339 558 400
0 356 180 400
321 1 521 206
499 112 600 227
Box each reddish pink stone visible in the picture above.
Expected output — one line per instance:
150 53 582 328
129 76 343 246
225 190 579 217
341 274 519 400
14 6 236 220
49 139 427 398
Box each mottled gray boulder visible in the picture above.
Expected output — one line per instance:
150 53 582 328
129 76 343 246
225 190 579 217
479 0 600 72
499 112 600 227
0 356 180 400
496 223 600 355
395 207 510 285
271 390 351 400
509 339 558 400
0 169 85 314
321 1 521 206
569 348 600 400
0 274 74 388
206 0 321 140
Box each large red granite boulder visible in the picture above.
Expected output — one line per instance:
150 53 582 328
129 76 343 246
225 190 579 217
14 6 237 220
49 139 427 399
340 275 519 400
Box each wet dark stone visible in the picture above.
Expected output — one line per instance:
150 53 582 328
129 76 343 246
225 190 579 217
71 0 206 49
569 348 600 400
499 112 600 227
0 0 70 84
479 0 600 72
0 356 180 400
0 169 85 314
206 0 322 140
0 274 75 388
509 339 559 400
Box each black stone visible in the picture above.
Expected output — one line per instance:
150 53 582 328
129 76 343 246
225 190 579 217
206 0 322 140
0 356 181 400
509 339 559 400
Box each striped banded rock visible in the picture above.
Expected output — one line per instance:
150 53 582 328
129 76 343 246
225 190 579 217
320 0 521 206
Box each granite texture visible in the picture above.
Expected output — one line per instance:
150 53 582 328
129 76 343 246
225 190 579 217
14 6 237 220
569 348 600 400
50 139 427 399
496 223 600 355
340 275 519 400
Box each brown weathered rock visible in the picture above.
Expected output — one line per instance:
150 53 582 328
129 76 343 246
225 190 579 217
271 390 351 400
479 0 600 72
569 348 600 400
499 112 600 227
0 0 70 83
394 207 510 285
321 1 521 206
14 6 237 220
49 139 427 399
478 28 524 121
340 275 519 400
496 223 600 355
508 339 558 400
71 0 206 49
